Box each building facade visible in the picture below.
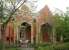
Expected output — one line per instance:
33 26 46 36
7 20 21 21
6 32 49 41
5 5 53 44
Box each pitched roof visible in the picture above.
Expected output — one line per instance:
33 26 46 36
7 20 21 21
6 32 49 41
39 5 52 16
36 5 53 25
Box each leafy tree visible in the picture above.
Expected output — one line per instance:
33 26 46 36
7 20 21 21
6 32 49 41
53 13 64 42
53 8 69 42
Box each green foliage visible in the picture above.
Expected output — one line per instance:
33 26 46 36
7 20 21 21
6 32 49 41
53 9 69 42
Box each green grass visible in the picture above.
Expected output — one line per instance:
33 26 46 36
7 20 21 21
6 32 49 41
35 42 69 50
6 47 21 50
6 48 17 50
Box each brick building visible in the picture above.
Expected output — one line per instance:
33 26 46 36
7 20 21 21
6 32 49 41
5 5 53 44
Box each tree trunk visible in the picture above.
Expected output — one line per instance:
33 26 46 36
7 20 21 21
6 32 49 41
52 27 56 43
60 35 63 43
1 23 7 50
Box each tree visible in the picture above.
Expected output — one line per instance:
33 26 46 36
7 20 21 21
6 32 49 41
0 0 27 39
0 0 27 49
53 8 69 42
53 14 64 43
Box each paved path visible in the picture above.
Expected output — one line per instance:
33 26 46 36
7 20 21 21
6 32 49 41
21 48 34 50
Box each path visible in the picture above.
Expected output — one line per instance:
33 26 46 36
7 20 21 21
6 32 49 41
21 48 34 50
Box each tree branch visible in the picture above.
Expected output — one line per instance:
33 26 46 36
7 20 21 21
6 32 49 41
3 0 26 25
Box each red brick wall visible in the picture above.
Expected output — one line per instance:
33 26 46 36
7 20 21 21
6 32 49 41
5 22 15 42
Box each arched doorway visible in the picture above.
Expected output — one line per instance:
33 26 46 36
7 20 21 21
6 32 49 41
41 23 52 42
19 22 31 42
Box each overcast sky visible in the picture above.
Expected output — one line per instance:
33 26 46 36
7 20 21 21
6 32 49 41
35 0 69 12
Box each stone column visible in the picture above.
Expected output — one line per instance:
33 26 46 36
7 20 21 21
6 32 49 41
39 26 42 43
16 26 18 41
36 22 39 43
31 19 36 44
31 23 34 44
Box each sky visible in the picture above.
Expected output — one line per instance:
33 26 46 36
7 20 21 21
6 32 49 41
35 0 69 13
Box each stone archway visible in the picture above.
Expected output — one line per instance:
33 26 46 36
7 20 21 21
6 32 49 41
19 22 31 42
41 23 52 42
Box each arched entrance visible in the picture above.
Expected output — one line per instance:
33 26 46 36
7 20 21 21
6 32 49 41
19 22 31 42
41 23 52 42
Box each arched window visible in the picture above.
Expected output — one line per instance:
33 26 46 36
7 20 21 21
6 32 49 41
19 22 31 41
41 23 52 42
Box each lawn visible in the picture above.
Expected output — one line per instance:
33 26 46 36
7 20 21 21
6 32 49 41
5 47 21 50
35 42 69 50
0 40 69 50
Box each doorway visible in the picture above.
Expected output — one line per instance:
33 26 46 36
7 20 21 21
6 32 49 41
19 22 31 42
